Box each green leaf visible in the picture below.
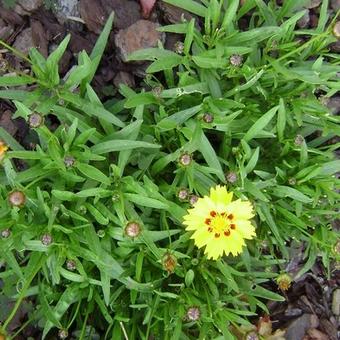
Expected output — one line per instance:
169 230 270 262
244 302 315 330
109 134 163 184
249 284 284 301
271 185 312 203
7 151 43 160
86 203 109 225
76 188 112 198
221 0 239 30
320 160 340 175
258 203 287 257
161 82 209 98
52 190 76 201
0 127 24 150
277 98 286 141
316 0 329 33
243 105 278 142
193 126 224 181
60 92 125 128
225 27 282 44
91 140 160 154
184 18 195 54
157 104 202 130
0 75 35 86
84 12 114 86
163 0 206 17
192 56 227 68
76 163 110 185
146 55 183 73
42 284 83 339
64 58 92 88
127 48 180 61
245 147 260 174
45 34 71 86
124 93 158 108
124 193 169 210
13 101 32 119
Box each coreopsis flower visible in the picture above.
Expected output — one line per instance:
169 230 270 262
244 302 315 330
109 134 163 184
0 140 8 162
183 185 255 259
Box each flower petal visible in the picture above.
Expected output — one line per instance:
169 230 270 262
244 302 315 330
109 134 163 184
227 199 254 220
210 185 233 205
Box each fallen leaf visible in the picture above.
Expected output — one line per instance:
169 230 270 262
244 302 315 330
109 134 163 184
139 0 156 18
266 329 286 340
307 328 329 340
258 316 272 336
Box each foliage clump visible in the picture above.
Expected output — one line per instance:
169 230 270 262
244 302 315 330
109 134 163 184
0 1 339 339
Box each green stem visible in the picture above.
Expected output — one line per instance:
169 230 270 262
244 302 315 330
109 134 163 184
79 305 90 340
2 254 44 331
0 40 32 64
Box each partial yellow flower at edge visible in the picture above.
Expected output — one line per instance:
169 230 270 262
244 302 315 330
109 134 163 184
0 141 8 162
183 185 255 260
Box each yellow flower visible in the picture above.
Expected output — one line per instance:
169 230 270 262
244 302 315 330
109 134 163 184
0 140 8 162
183 185 255 260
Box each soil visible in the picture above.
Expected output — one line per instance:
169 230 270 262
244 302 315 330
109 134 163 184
0 0 339 339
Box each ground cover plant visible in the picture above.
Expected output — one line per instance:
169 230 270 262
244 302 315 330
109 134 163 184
0 0 339 339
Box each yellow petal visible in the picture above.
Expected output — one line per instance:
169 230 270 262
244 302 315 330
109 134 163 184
235 220 256 239
227 199 254 220
210 185 233 205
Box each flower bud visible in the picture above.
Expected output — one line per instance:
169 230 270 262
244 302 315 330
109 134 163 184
1 229 11 238
288 177 296 186
28 113 44 128
294 134 304 146
276 273 292 291
8 191 26 207
0 140 8 162
229 54 243 67
177 188 189 201
41 233 53 246
77 205 87 215
191 258 199 266
64 155 75 168
174 41 184 54
186 306 200 321
226 171 238 184
125 221 141 238
189 195 199 206
246 332 259 340
0 54 8 73
111 191 120 202
66 259 76 271
152 86 163 98
202 112 214 123
58 329 68 339
162 252 177 273
179 153 192 167
97 229 105 238
333 21 340 38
